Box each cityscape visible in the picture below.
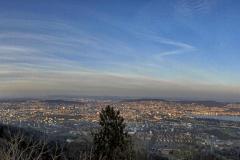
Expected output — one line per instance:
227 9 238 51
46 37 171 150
0 98 240 159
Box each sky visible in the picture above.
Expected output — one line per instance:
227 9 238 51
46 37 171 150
0 0 240 101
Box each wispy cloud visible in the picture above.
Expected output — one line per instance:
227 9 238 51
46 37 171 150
0 17 196 70
175 0 217 17
135 33 196 58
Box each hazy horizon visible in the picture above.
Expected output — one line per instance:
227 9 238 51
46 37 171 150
1 0 240 101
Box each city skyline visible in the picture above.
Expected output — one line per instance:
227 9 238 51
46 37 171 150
0 0 240 101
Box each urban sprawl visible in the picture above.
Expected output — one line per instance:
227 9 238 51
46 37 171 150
0 99 240 158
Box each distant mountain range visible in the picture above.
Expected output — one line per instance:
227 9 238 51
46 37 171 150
0 97 236 107
121 98 228 107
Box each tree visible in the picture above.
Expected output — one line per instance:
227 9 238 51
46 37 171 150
93 106 135 160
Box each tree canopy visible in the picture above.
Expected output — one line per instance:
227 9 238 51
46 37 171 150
93 105 134 160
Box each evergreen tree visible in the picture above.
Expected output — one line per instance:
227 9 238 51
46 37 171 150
93 105 134 160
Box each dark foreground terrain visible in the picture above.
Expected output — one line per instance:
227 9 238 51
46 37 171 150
0 124 239 160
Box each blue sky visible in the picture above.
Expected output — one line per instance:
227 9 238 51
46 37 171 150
0 0 240 101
